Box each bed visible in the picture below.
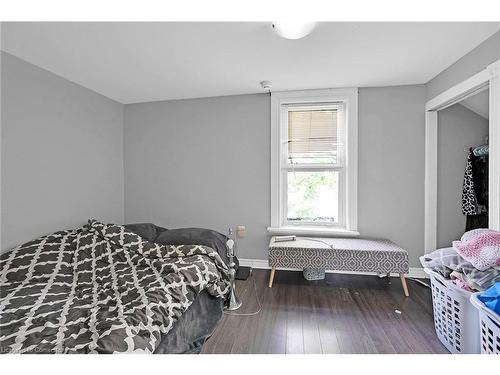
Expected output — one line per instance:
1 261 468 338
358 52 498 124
0 220 234 354
124 222 238 354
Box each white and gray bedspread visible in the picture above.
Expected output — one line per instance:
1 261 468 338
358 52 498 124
0 220 230 353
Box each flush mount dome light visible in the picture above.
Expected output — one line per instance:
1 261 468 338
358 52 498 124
272 21 317 39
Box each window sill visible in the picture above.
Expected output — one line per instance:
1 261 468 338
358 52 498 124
266 226 360 237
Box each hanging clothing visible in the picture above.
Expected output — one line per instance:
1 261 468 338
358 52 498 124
471 151 488 210
473 144 489 157
462 149 479 215
466 214 488 231
462 149 489 231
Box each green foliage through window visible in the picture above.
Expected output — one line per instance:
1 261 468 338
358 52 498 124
287 171 338 223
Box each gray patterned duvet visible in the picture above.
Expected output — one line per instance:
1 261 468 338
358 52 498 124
0 220 230 353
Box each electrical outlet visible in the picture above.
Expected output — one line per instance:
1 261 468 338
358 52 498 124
236 225 246 238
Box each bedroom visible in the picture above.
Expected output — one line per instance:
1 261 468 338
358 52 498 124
1 0 500 372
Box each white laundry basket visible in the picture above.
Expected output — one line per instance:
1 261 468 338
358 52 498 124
424 268 480 353
470 293 500 354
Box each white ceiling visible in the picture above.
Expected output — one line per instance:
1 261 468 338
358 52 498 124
2 22 499 104
461 90 489 119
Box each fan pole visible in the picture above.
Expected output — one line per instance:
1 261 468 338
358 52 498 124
224 235 242 311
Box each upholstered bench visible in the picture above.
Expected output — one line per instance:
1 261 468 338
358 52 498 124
268 236 410 296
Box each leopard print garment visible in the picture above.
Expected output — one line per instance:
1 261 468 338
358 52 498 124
462 150 478 215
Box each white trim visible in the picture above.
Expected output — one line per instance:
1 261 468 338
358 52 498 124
270 91 281 229
424 59 500 254
280 102 346 228
0 24 2 251
270 88 358 232
238 258 427 279
425 69 490 112
267 226 359 237
424 111 438 253
239 258 270 269
489 60 500 230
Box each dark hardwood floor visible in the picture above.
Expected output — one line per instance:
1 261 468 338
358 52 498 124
202 269 448 354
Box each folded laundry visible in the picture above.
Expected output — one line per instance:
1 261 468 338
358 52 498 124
420 247 461 279
460 228 491 242
453 229 500 271
450 271 474 292
452 278 474 292
420 247 500 292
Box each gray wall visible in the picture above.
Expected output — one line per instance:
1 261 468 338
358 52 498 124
357 86 426 267
1 52 124 250
427 31 500 99
124 94 271 260
124 86 427 267
437 103 489 248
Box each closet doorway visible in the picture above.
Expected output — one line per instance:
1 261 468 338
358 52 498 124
437 90 489 248
425 59 500 254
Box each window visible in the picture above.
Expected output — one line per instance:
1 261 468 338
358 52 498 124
269 89 358 236
285 105 343 225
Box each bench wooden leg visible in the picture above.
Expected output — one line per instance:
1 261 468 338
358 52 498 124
400 273 409 297
268 266 276 288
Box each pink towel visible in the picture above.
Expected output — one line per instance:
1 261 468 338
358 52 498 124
453 230 500 271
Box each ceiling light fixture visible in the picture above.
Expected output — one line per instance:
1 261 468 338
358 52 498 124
271 21 317 40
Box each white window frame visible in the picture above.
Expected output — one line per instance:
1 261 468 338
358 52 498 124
268 88 359 237
281 103 346 228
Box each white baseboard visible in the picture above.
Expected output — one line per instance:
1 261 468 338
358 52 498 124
405 268 428 279
239 258 428 279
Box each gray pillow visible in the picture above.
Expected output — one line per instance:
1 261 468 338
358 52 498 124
124 223 166 242
155 227 237 268
125 223 237 268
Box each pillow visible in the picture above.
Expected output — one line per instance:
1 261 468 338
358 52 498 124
453 230 500 271
155 227 237 268
124 223 167 242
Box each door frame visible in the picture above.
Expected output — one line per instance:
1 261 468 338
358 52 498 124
424 59 500 253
